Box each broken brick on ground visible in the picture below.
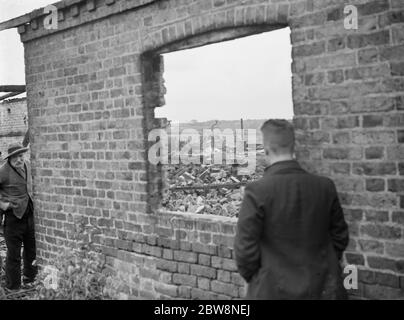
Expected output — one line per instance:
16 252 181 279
161 155 266 217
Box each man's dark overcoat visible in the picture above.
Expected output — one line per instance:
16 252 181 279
235 160 349 299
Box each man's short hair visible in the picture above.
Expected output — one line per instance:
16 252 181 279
260 119 295 155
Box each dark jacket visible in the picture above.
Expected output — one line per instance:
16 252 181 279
234 160 349 300
0 160 33 219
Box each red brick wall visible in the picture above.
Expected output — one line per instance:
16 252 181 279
17 0 404 299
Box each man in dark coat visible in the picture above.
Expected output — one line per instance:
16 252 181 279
234 120 349 300
0 143 37 292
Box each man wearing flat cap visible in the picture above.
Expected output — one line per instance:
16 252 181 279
0 143 37 292
235 119 349 299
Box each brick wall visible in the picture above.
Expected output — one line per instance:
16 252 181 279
105 211 243 299
14 0 404 299
0 98 28 160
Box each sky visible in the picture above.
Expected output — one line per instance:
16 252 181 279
0 0 294 122
0 0 57 88
159 30 293 122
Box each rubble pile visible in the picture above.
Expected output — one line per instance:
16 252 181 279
161 159 265 217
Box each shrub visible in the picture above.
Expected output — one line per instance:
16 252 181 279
33 219 123 300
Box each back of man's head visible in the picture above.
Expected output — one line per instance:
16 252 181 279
261 119 295 155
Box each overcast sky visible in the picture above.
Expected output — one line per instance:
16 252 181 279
0 0 56 86
0 0 293 122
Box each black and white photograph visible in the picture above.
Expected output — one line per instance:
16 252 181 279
0 0 403 305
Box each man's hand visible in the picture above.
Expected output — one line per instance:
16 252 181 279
0 201 10 211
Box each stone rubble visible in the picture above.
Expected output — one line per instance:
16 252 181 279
161 159 266 217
